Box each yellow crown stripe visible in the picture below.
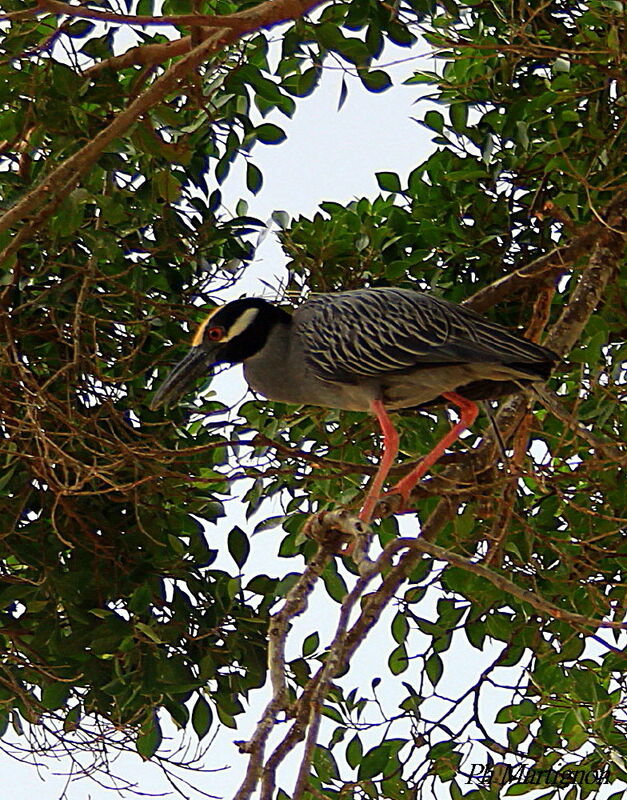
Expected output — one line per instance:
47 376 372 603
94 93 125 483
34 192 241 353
191 307 220 347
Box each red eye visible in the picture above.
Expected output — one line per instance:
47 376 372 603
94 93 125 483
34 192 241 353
206 326 225 342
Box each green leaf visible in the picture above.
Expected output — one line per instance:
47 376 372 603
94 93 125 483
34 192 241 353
425 653 443 687
391 612 409 643
338 76 348 111
215 154 231 184
191 695 213 740
358 743 390 780
376 171 402 193
316 24 369 65
495 700 537 723
358 740 407 780
389 643 408 675
154 170 181 202
329 726 346 748
41 683 71 710
302 631 319 656
450 102 468 132
135 621 164 643
424 110 444 133
316 23 345 51
246 162 263 194
404 70 440 84
553 56 570 73
314 744 339 781
283 67 320 97
347 734 363 769
228 526 250 569
322 563 348 602
272 210 290 229
515 120 529 149
129 583 152 613
67 20 96 38
361 70 392 93
136 714 162 761
255 123 287 144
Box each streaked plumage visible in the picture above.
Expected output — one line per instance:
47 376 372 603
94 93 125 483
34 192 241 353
151 288 557 524
288 289 554 407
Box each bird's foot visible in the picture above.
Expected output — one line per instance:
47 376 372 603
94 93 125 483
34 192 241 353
303 510 371 557
375 470 422 517
373 490 409 518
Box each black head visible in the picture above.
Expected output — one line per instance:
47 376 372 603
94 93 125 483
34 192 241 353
150 298 291 410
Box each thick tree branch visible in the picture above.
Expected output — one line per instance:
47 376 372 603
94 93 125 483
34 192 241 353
233 522 347 800
36 0 315 31
237 514 385 799
0 0 324 238
544 228 626 356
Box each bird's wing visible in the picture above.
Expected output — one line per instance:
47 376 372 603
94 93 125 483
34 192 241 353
295 288 555 383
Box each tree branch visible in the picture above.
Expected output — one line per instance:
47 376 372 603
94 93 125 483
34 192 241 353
233 523 345 800
0 0 325 237
405 537 627 631
83 35 195 77
464 189 627 314
544 224 626 356
36 0 316 32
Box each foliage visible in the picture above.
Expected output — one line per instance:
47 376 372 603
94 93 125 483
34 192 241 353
0 0 625 798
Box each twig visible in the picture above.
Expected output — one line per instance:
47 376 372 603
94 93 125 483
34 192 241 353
533 386 625 462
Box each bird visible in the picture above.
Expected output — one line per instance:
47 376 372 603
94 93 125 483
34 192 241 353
150 288 558 523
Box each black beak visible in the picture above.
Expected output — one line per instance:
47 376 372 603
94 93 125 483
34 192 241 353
149 345 221 411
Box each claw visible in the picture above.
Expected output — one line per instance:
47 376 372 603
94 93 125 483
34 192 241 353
375 491 408 518
303 510 370 556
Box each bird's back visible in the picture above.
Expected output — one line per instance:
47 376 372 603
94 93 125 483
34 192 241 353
291 288 557 410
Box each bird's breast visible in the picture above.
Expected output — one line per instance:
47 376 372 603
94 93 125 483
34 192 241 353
243 358 377 411
242 324 377 411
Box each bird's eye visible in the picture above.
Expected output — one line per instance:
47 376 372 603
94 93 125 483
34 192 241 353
206 326 225 342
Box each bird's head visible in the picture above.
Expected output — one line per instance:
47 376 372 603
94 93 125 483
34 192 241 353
149 297 291 410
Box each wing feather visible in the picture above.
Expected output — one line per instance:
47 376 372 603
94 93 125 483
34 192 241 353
294 288 555 383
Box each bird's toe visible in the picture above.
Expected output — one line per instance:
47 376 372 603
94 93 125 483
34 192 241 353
375 491 409 517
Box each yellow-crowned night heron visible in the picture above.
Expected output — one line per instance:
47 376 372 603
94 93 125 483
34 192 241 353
150 288 557 522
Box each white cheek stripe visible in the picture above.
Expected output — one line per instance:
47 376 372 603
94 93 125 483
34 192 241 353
226 307 259 340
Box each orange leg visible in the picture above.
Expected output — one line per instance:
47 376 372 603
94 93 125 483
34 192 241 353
359 398 400 524
388 391 478 508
